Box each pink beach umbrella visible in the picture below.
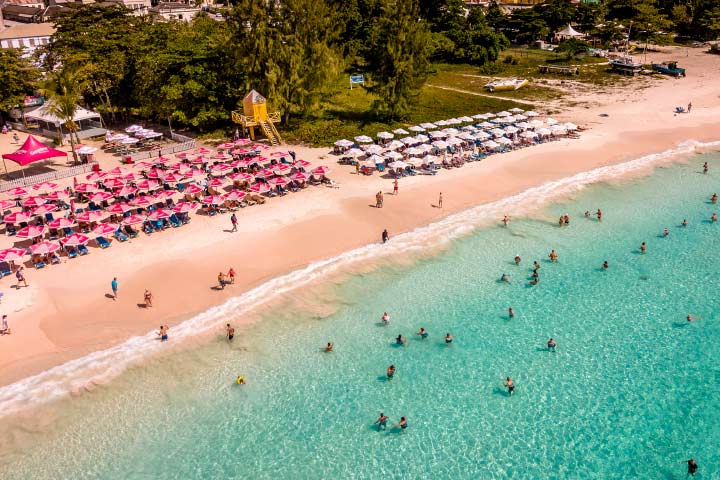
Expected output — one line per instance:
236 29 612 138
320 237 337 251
153 156 172 165
130 196 154 207
160 172 182 183
207 177 226 188
0 199 16 210
122 214 146 226
76 210 105 223
255 144 270 151
136 179 160 191
0 247 27 262
3 211 32 224
293 159 311 168
256 168 276 178
48 217 76 229
193 147 211 155
210 164 231 176
202 195 224 205
108 202 134 213
167 162 185 171
189 156 207 165
234 138 252 146
133 161 154 170
175 152 190 159
270 151 290 158
30 204 58 216
153 190 174 200
146 168 165 179
267 177 288 187
122 173 141 182
88 191 114 203
231 158 252 168
249 183 271 194
75 183 101 194
29 240 60 255
85 171 107 181
31 181 58 193
231 148 250 155
147 209 171 221
16 225 46 239
312 166 331 176
217 142 236 150
61 233 90 246
173 202 198 213
273 163 291 175
183 184 204 195
92 223 118 236
114 185 138 197
183 169 206 179
212 152 232 160
289 172 309 182
45 190 70 201
222 190 246 202
21 196 47 208
108 166 133 176
5 187 29 197
103 178 126 189
228 172 254 182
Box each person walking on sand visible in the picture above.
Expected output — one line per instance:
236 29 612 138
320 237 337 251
0 315 10 335
230 213 238 232
375 191 381 208
438 192 443 209
226 323 235 341
16 267 28 289
144 289 153 308
218 272 227 290
393 179 399 195
382 229 389 243
227 267 236 284
687 102 692 113
110 277 118 299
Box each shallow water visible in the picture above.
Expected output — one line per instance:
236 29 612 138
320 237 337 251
1 153 719 479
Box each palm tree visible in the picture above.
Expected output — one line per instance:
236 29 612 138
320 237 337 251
43 68 84 164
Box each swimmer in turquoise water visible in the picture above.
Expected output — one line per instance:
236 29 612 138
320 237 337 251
505 377 515 396
417 328 428 339
501 273 510 283
387 365 396 379
375 412 388 431
682 219 688 227
514 255 521 266
445 333 453 344
508 306 515 318
712 213 717 223
395 334 406 346
602 261 609 270
397 416 408 431
663 228 669 237
547 338 556 351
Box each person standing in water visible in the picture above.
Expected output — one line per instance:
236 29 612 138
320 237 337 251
504 377 515 396
687 314 701 322
664 228 670 237
711 193 717 204
547 338 556 351
381 312 390 324
375 413 389 431
325 342 334 352
640 242 646 254
596 209 603 222
602 261 609 270
712 213 717 223
682 219 688 227
503 215 510 226
703 162 709 174
508 307 515 318
686 458 698 476
445 333 453 344
533 261 541 270
514 255 521 266
387 365 396 379
549 250 558 262
395 334 406 346
226 323 235 341
417 327 428 339
397 416 408 431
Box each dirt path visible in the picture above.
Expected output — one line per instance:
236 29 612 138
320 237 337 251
425 84 544 108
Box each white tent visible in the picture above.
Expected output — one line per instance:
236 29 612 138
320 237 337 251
555 25 585 40
25 103 102 126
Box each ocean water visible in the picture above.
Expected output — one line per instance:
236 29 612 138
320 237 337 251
1 151 719 479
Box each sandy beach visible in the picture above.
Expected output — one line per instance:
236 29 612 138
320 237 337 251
0 46 718 388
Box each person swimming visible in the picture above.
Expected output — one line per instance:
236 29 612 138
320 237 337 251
508 307 515 318
387 365 396 379
529 278 539 286
584 211 590 218
711 193 717 204
687 458 698 476
375 412 389 431
712 213 717 223
704 162 709 174
533 261 540 270
505 377 515 396
602 261 609 270
514 255 521 266
325 342 334 352
381 312 390 325
596 209 603 222
501 273 510 283
397 416 408 430
549 250 558 262
640 242 646 253
547 338 556 351
687 314 701 322
417 328 428 339
663 228 669 237
682 219 688 227
445 333 453 344
395 334 406 346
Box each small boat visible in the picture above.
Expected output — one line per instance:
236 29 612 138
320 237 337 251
484 78 529 93
651 61 686 78
609 55 643 76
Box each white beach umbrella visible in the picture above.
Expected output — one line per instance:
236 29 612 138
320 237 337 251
491 128 506 137
551 125 567 135
509 107 524 114
491 117 506 124
474 131 491 140
419 122 438 130
366 154 385 164
442 128 460 136
537 128 552 136
546 118 558 125
429 130 447 139
377 131 394 140
392 128 410 135
458 116 474 123
408 125 425 132
400 136 418 145
434 120 449 127
504 126 519 134
515 122 532 129
77 146 98 154
564 122 578 131
496 137 513 145
431 140 449 149
483 140 500 149
479 121 494 128
525 111 540 117
388 161 408 169
354 135 373 143
496 111 511 117
447 137 464 146
472 114 485 119
461 125 478 132
414 134 429 143
406 157 423 167
385 140 404 150
334 139 353 147
345 148 365 158
446 118 462 125
521 131 538 139
530 120 544 128
459 132 476 141
364 144 385 154
417 143 433 152
483 112 496 118
421 154 438 163
404 147 423 156
383 151 403 160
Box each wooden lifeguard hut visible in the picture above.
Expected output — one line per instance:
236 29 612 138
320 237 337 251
231 90 283 146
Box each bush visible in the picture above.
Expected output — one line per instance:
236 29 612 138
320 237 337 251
503 55 519 65
710 44 720 55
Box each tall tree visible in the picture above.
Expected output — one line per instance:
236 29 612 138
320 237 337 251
365 0 431 119
445 9 508 65
0 50 39 114
42 68 84 163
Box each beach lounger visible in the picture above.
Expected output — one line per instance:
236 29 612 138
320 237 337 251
169 215 181 228
375 164 385 172
114 230 129 242
45 213 54 222
50 254 60 264
96 236 111 248
144 223 155 234
35 261 46 269
66 247 78 258
0 261 12 278
404 166 417 176
78 245 89 255
63 227 73 237
5 225 16 236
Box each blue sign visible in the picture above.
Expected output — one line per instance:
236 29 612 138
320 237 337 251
349 74 365 89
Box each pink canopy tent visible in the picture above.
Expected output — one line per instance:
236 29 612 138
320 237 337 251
1 135 67 177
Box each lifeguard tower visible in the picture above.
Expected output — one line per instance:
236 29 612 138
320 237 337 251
231 90 283 146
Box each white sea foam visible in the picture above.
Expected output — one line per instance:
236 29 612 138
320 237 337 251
0 139 718 418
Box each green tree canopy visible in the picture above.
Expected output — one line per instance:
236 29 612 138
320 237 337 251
0 50 39 113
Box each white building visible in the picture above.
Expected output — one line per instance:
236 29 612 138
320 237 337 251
0 22 54 52
104 0 152 15
149 2 201 21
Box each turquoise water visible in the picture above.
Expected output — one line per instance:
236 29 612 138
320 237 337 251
1 154 719 479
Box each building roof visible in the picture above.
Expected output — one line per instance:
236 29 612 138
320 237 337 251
6 0 44 5
25 103 101 126
150 2 198 11
0 22 54 39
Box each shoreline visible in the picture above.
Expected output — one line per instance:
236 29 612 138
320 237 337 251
0 47 719 407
